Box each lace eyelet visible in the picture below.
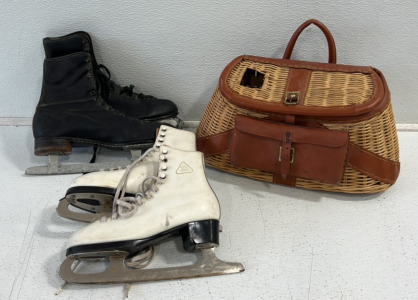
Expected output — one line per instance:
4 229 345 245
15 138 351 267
162 149 168 154
159 173 166 179
158 138 164 142
160 133 166 137
161 126 167 131
161 165 167 171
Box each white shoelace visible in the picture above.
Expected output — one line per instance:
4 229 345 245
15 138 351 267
112 175 162 219
100 146 166 269
124 246 155 269
108 147 157 220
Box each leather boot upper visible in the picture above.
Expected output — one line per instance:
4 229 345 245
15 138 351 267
42 31 179 120
33 52 162 146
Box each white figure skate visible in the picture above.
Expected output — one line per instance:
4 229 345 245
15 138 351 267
57 125 196 222
59 146 244 287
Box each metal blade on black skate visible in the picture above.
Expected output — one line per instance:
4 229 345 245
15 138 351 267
25 148 147 175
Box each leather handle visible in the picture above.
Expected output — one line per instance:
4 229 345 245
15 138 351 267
282 19 337 64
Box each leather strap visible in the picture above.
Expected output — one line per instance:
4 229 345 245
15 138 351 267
280 131 293 179
197 132 400 185
273 174 296 186
196 130 233 157
282 19 337 64
347 143 400 185
283 68 311 106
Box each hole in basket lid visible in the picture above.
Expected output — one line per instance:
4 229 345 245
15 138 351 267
240 68 265 88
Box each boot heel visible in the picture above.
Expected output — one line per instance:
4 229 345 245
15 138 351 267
34 137 72 156
182 220 219 252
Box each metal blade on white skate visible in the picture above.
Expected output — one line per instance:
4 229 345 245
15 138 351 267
56 198 111 223
60 248 245 284
25 148 146 175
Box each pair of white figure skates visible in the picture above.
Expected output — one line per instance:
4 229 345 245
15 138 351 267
57 125 244 292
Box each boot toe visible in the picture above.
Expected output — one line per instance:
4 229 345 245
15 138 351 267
144 98 178 120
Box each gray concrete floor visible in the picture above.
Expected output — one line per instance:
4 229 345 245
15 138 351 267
1 126 417 300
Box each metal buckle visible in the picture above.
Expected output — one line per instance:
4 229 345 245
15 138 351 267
284 92 300 105
279 147 295 163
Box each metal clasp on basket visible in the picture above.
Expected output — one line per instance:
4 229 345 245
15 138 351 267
284 92 300 105
279 147 295 163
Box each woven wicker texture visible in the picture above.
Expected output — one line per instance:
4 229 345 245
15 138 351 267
306 71 373 106
197 87 267 138
227 60 289 102
197 73 399 193
226 60 374 106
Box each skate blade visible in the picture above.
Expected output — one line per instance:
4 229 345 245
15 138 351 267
60 248 244 284
164 117 184 129
25 148 146 175
56 198 111 223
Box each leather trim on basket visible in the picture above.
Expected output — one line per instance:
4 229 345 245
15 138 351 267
347 143 400 184
219 55 389 117
230 115 349 184
196 127 400 185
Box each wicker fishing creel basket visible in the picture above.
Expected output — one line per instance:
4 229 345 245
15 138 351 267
196 20 400 194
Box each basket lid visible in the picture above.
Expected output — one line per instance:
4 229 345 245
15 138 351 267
218 55 389 117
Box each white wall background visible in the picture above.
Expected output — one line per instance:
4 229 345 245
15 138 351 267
1 0 417 123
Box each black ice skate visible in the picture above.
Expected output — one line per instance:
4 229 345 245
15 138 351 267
42 31 180 122
27 32 182 175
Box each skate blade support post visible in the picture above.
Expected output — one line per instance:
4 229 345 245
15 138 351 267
60 248 244 284
25 148 148 175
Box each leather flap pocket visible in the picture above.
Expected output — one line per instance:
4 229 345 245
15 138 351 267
230 115 349 184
